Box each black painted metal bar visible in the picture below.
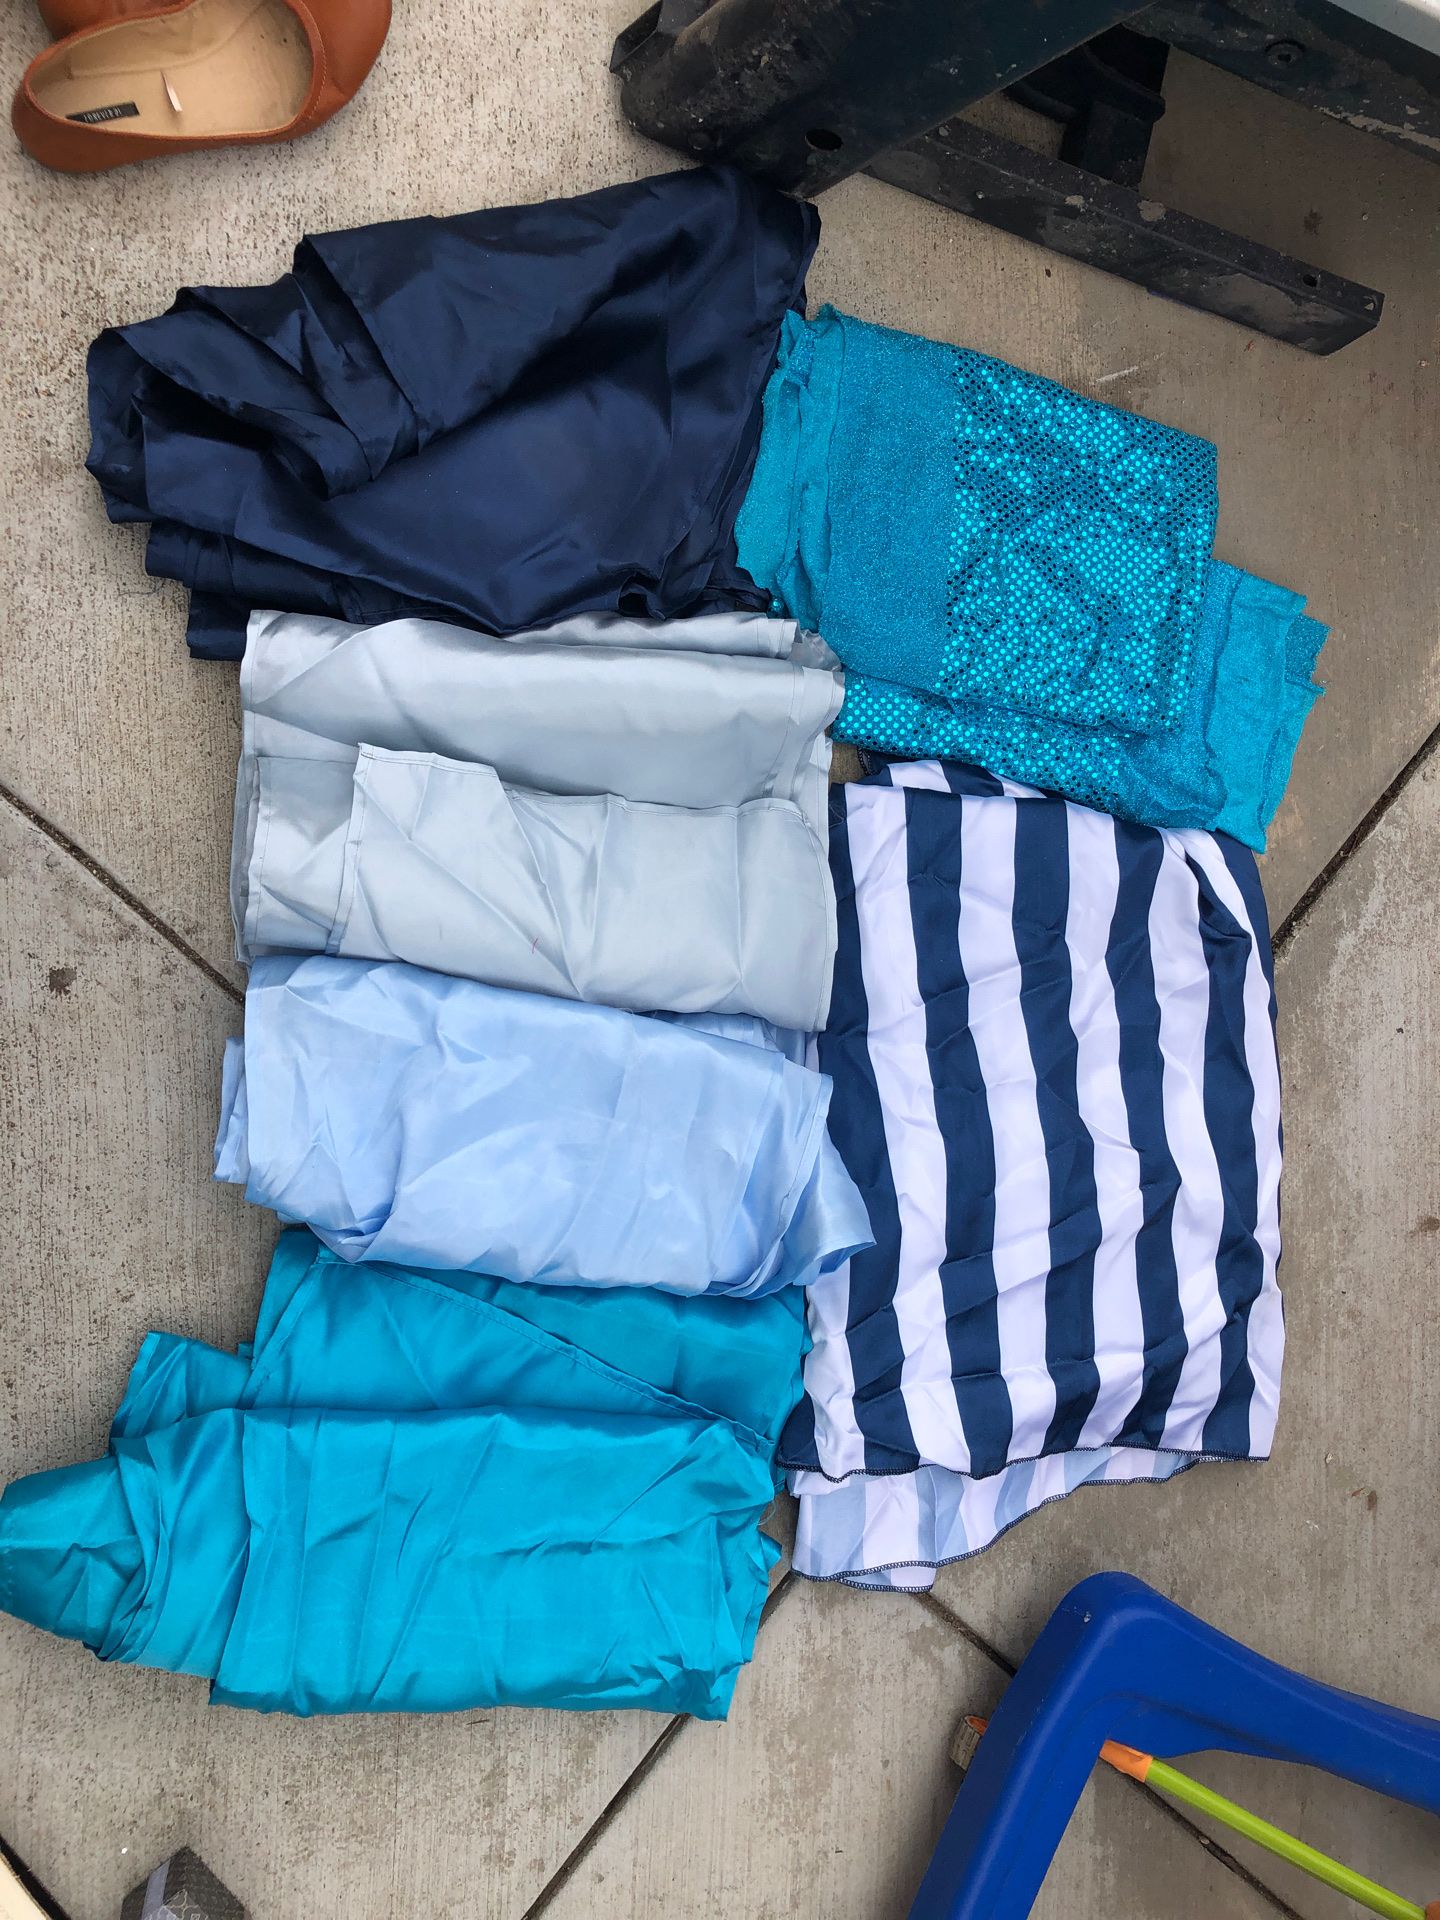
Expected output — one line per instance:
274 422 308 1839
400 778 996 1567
610 0 1148 194
868 116 1383 351
1137 0 1440 160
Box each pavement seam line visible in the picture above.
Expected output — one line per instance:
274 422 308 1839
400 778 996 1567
1273 716 1440 959
915 1588 1018 1676
521 1572 800 1918
0 779 243 1008
519 1713 689 1920
911 1592 1307 1920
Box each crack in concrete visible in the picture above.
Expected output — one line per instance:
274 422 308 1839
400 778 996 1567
1274 719 1440 960
0 778 243 1009
521 1575 801 1918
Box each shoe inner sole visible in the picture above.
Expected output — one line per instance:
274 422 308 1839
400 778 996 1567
32 0 311 140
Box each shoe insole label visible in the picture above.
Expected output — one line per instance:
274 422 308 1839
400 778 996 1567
67 101 141 123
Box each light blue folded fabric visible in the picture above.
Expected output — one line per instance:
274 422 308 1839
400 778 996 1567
735 305 1326 848
232 609 843 1027
0 1231 805 1716
243 751 835 1030
215 955 872 1295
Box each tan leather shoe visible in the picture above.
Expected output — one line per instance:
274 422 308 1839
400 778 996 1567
13 0 390 172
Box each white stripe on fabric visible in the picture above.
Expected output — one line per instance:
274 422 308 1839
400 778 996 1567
802 1259 866 1480
956 797 1058 1458
885 761 1044 803
789 1479 831 1581
794 855 861 1479
862 1469 924 1571
792 1446 1204 1583
787 1470 840 1497
1148 843 1227 1451
1061 807 1148 1451
848 784 972 1472
1178 832 1285 1454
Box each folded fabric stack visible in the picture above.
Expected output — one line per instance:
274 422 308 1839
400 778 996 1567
4 167 862 1721
87 165 819 657
783 762 1282 1589
737 305 1326 850
1 1231 805 1717
4 164 1329 1695
216 953 869 1294
229 607 842 1026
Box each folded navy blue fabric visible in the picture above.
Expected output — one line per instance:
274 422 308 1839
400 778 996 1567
86 167 820 658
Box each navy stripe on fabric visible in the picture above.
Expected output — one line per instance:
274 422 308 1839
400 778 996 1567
942 762 1007 799
904 788 1013 1478
1218 829 1283 1241
1218 833 1278 1012
1107 824 1189 1448
1219 834 1282 1217
784 783 920 1473
1186 855 1263 1456
776 1334 818 1468
1010 802 1103 1454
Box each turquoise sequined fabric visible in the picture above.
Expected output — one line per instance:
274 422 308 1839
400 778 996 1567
940 343 1215 732
736 306 1325 849
840 564 1327 847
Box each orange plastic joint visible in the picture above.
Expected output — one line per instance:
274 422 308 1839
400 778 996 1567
1098 1740 1153 1783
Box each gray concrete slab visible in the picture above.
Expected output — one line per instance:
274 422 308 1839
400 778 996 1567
2 3 1438 1916
928 749 1440 1914
0 800 666 1920
534 1577 1287 1920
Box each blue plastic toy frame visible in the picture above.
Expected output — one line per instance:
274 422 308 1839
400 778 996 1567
908 1572 1440 1919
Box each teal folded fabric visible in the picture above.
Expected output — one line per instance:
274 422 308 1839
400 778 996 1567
0 1231 804 1718
839 562 1327 848
735 305 1325 848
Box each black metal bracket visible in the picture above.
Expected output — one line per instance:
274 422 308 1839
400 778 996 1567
869 117 1381 352
608 0 1432 351
1007 26 1171 190
1135 0 1440 159
903 16 1378 350
609 0 1153 194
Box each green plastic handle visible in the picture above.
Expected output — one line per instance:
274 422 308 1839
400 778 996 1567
1145 1757 1425 1920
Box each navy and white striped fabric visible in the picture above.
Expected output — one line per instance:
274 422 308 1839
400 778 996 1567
783 761 1283 1588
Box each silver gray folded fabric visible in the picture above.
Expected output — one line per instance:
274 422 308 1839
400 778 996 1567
232 609 842 1028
